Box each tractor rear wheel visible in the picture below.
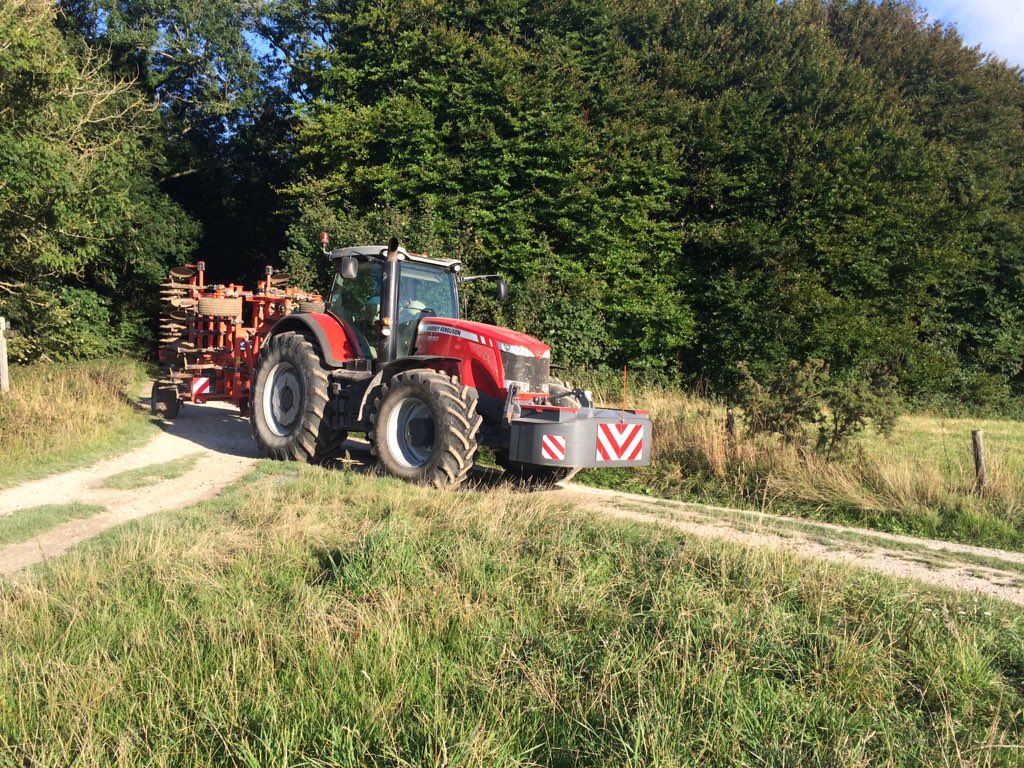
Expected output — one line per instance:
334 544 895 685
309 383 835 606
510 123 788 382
251 331 343 463
369 370 481 487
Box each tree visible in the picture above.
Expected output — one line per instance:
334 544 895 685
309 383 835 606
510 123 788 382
0 0 197 360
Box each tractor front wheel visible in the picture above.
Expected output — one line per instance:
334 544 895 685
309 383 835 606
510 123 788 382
251 331 342 462
369 370 481 487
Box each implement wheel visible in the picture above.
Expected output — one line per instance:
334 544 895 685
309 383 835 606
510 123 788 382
151 382 181 420
251 331 344 462
369 370 481 488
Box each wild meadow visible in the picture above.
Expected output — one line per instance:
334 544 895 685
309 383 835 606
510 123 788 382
0 359 156 487
579 382 1024 552
0 464 1020 766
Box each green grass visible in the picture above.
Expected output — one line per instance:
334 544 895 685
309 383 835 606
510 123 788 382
0 503 104 547
101 453 204 490
0 359 159 488
857 413 1024 479
575 386 1024 553
1 464 1021 766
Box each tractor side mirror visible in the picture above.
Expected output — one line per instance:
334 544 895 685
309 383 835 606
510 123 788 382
495 278 508 302
339 255 359 280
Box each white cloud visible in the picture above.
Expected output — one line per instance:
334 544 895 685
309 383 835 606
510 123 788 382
919 0 1024 67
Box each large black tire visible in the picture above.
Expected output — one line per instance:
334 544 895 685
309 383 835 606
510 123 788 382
251 331 344 462
151 382 181 420
369 370 481 487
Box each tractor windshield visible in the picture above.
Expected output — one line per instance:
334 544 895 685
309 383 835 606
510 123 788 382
395 261 458 356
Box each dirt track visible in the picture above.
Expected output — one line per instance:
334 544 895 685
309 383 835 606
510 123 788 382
2 384 1024 605
0 388 259 575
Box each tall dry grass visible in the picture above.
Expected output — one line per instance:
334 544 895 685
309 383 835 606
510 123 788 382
0 359 156 486
579 380 1024 550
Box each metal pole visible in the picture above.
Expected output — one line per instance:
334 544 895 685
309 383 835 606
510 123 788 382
0 317 9 395
972 429 986 491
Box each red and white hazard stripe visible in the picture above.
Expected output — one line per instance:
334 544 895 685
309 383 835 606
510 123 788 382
540 434 566 461
190 376 211 399
596 422 644 462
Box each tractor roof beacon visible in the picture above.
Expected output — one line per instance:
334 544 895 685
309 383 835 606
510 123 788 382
156 238 652 488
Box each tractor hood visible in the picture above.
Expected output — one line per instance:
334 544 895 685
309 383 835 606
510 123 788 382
417 318 551 359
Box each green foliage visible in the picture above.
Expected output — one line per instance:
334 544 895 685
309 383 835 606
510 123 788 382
738 360 830 445
817 368 902 458
8 0 1024 414
508 262 611 370
0 0 197 360
267 0 1024 407
737 359 901 455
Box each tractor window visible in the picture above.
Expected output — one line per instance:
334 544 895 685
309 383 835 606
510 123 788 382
329 260 381 358
396 262 458 356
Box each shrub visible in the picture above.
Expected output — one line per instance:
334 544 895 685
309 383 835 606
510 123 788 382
736 359 901 456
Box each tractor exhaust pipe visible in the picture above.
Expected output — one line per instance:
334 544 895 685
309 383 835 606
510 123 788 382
378 236 401 363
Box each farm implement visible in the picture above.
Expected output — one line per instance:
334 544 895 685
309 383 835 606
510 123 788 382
155 238 652 487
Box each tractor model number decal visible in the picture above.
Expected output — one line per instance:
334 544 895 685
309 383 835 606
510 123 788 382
540 434 566 461
596 423 644 462
191 377 211 399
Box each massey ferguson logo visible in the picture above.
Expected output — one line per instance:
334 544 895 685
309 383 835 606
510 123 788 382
421 324 460 336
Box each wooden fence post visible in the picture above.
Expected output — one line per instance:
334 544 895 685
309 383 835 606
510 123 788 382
725 408 736 439
0 317 9 396
972 429 986 491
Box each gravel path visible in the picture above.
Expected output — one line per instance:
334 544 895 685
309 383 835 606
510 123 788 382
555 484 1024 606
0 385 259 575
2 386 1023 606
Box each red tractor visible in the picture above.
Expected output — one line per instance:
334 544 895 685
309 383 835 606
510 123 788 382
156 238 651 487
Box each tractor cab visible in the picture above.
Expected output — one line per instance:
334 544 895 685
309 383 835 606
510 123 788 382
328 244 462 365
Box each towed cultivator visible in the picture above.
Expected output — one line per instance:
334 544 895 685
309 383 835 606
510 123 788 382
154 262 324 419
155 239 652 487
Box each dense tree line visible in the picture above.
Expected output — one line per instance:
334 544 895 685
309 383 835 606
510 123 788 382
2 0 1023 412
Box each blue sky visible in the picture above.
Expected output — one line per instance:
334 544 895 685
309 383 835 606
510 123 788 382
917 0 1024 68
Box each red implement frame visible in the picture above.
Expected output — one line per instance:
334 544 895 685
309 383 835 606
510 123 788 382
157 262 324 413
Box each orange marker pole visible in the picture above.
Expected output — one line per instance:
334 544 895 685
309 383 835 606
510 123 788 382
621 365 628 423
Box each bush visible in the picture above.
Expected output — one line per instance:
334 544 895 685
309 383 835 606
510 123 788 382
736 359 901 457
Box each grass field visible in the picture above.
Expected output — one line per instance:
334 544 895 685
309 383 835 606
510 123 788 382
0 464 1021 766
861 413 1024 482
0 359 158 488
578 384 1024 552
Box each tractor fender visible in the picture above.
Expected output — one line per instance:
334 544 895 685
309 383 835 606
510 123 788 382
356 355 463 422
266 312 355 367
